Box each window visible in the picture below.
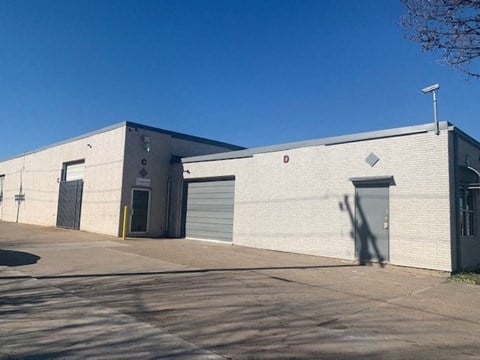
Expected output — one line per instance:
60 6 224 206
0 175 4 203
459 186 475 236
61 160 85 182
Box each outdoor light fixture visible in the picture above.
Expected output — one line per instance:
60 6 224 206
421 83 440 135
421 84 439 93
142 135 151 152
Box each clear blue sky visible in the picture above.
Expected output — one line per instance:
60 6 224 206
1 0 479 160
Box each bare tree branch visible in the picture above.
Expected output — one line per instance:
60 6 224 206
401 0 480 78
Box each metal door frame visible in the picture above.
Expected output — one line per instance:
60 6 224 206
182 177 236 242
349 176 396 262
349 176 394 263
129 188 151 234
353 183 391 262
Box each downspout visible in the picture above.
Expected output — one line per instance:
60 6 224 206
176 182 183 237
180 181 188 238
453 132 462 271
165 178 172 235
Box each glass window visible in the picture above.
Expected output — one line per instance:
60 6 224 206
62 160 85 182
459 186 475 236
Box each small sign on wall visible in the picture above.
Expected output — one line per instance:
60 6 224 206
135 178 151 187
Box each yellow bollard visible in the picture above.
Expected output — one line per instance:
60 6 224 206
122 205 129 240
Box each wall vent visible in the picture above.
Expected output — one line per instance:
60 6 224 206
365 152 380 167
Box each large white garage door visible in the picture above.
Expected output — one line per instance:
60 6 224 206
185 179 235 242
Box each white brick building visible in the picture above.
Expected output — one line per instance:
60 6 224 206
0 122 241 238
1 121 479 272
182 122 480 272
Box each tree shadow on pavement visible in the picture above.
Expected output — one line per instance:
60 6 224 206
0 249 40 267
1 258 478 359
0 263 358 280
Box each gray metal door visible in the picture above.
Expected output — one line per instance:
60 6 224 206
185 180 235 242
56 180 83 230
355 185 389 263
130 189 150 233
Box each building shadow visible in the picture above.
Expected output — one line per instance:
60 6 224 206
340 195 385 267
0 249 40 267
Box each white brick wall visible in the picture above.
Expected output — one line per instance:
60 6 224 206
0 126 125 236
0 124 238 238
121 128 245 237
184 129 452 271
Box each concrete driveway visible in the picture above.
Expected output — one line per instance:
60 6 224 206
1 221 479 359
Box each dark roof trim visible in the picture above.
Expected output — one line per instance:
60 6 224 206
452 126 480 149
0 121 244 163
125 121 244 151
349 176 396 186
182 121 452 163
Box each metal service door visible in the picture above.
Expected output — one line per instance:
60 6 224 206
355 185 389 262
130 189 150 233
185 179 235 242
56 180 84 230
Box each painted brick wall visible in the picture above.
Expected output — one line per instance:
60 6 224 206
183 129 452 271
121 127 244 237
0 126 126 236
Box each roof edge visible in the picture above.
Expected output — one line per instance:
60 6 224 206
125 121 244 150
0 121 127 163
0 121 245 164
182 121 452 163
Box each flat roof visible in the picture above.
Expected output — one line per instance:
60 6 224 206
0 121 244 163
182 121 454 163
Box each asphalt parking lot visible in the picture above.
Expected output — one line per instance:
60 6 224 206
1 221 480 359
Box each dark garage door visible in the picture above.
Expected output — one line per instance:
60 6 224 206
185 179 235 242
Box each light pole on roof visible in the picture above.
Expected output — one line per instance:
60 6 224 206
422 84 440 135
